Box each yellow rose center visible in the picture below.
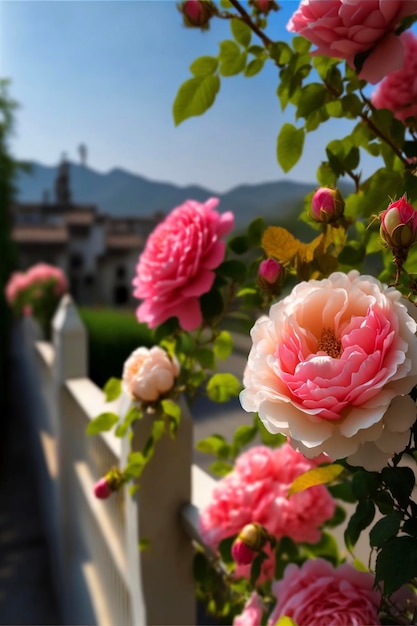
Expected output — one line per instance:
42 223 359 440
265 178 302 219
317 327 342 359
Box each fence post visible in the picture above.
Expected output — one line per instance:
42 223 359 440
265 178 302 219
52 295 88 620
53 294 87 382
121 393 195 626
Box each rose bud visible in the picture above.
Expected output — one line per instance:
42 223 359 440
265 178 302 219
250 0 278 14
311 187 344 223
179 0 217 29
231 539 256 566
380 196 417 250
93 468 124 499
258 258 285 294
94 477 112 500
231 523 268 566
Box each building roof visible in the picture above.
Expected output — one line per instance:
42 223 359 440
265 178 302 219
64 210 96 225
12 226 68 245
106 234 144 250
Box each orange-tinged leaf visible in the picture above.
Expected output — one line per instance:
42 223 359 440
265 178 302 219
262 226 303 264
288 464 345 497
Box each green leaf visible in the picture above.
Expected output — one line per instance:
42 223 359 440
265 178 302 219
244 58 264 77
344 500 375 550
200 287 224 320
375 536 417 595
218 536 235 566
196 434 229 456
369 512 402 547
218 259 247 282
382 466 415 507
296 83 328 119
210 460 234 477
194 346 216 369
277 123 304 172
228 234 249 254
351 470 380 500
189 56 219 77
230 18 251 47
292 35 311 53
247 216 265 246
103 377 122 402
173 75 220 125
161 398 181 421
115 405 142 438
206 373 241 402
213 331 233 360
250 550 268 586
233 424 258 449
219 40 246 76
302 530 341 565
86 411 119 435
125 451 146 478
288 464 345 496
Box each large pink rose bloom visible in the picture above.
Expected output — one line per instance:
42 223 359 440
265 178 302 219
267 559 381 626
287 0 417 84
132 198 234 332
371 31 417 124
200 444 335 551
240 271 417 470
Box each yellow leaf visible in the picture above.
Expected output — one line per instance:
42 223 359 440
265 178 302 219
262 226 302 265
274 617 298 626
288 464 345 497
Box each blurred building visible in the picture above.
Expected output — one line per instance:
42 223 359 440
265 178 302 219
11 157 163 307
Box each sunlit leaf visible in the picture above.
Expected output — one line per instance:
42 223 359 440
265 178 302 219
288 464 345 496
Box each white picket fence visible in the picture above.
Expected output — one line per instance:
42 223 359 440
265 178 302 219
15 294 217 626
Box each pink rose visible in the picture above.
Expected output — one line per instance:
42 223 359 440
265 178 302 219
240 270 417 470
234 593 264 626
122 346 180 402
267 559 381 626
26 262 68 293
199 444 335 554
287 0 417 84
132 198 234 331
371 31 417 124
4 271 31 304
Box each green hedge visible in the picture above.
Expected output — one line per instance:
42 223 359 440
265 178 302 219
79 307 154 389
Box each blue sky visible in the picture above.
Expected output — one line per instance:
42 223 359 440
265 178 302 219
0 0 383 192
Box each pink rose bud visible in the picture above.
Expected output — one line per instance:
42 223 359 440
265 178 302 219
231 522 268 565
311 187 344 223
232 539 256 566
93 468 124 499
94 477 112 499
258 258 284 293
251 0 277 13
380 196 417 250
180 0 216 29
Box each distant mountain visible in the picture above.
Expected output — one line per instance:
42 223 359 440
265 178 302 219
14 161 335 231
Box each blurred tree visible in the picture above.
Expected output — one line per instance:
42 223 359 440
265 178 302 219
0 80 20 407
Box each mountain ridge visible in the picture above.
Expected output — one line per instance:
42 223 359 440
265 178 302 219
15 160 324 231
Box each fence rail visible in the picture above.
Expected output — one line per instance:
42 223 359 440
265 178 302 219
15 295 217 626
